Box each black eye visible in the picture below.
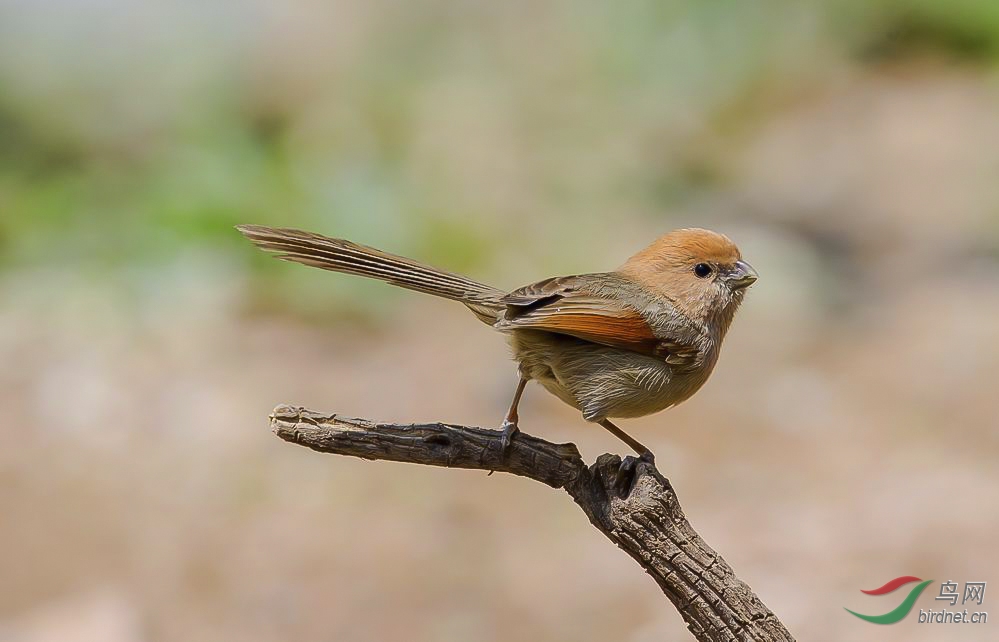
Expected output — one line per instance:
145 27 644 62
693 263 713 278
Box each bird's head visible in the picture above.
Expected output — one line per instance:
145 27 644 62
619 228 757 331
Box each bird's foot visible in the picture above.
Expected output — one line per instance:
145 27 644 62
498 419 520 453
612 451 656 495
613 456 638 496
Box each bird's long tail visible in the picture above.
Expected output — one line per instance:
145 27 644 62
236 225 504 322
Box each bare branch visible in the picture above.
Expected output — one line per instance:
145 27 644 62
270 405 795 642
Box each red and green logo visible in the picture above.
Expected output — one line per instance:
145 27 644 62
845 576 934 624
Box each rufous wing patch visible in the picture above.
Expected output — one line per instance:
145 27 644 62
519 308 658 353
497 275 701 364
497 292 660 356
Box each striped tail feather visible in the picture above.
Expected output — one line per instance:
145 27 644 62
236 225 504 321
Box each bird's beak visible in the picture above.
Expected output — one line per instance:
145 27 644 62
728 260 758 290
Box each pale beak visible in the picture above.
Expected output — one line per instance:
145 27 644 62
728 260 758 290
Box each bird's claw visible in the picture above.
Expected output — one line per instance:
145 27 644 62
613 450 656 495
499 419 519 452
613 457 638 495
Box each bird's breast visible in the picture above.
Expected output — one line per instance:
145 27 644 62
508 329 719 421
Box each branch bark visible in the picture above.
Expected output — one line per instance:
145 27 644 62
269 404 794 642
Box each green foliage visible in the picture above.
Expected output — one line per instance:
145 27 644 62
839 0 999 61
1 0 997 315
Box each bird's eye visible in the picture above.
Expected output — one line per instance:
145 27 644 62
693 263 713 278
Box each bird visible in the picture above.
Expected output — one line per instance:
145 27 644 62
236 224 757 462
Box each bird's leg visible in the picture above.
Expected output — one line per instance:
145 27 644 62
499 376 528 451
598 419 655 464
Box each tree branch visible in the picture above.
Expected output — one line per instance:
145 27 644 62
270 404 794 642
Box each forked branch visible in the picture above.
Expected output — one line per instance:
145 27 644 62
269 405 794 642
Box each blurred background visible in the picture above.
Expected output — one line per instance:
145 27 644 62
1 1 998 640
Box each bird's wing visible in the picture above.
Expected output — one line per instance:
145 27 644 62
496 275 698 365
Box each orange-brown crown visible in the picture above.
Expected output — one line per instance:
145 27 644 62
620 228 742 272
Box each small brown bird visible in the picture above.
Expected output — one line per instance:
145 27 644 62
237 225 757 461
